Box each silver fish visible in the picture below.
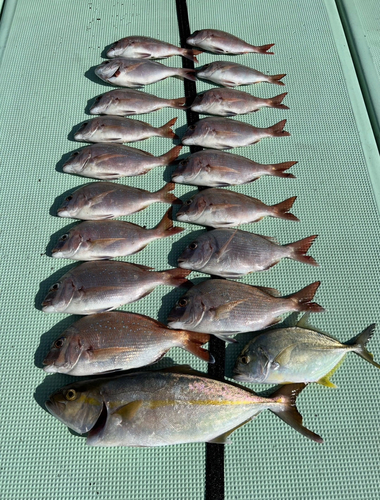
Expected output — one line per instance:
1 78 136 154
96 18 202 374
176 188 298 227
43 312 213 375
196 61 285 87
89 89 187 116
186 30 274 55
57 181 178 220
41 261 190 315
172 150 296 187
52 208 184 260
190 88 288 116
177 230 318 277
107 36 202 62
95 58 196 88
45 368 322 445
181 118 290 149
234 317 379 386
74 116 177 144
167 280 324 338
63 144 182 179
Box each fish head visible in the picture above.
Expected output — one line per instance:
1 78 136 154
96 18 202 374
171 155 203 184
57 190 88 219
182 120 215 147
167 289 205 330
195 63 213 80
43 326 84 374
51 228 84 259
178 235 214 270
233 343 268 383
181 123 199 146
41 276 76 313
89 94 114 115
186 30 208 47
45 380 104 434
176 194 208 222
74 119 101 142
95 60 121 81
63 148 92 174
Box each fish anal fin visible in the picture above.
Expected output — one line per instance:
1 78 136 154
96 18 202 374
207 417 252 444
317 355 347 388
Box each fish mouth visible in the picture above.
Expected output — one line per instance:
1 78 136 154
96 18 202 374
106 47 116 58
43 364 59 373
57 208 70 218
41 300 56 313
232 371 253 383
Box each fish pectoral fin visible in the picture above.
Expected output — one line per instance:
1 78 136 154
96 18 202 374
215 228 238 262
90 189 118 207
111 400 144 422
207 417 252 444
273 343 297 367
212 299 247 320
93 238 127 247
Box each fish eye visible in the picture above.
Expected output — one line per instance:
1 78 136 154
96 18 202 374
65 389 77 401
188 125 196 130
65 195 73 202
189 242 197 250
240 355 250 364
59 233 69 242
178 298 188 307
50 282 60 291
192 31 200 36
54 337 65 348
71 151 79 157
185 198 193 205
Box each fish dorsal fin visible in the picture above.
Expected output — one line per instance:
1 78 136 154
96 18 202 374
207 417 252 444
255 286 280 297
259 235 279 244
317 355 347 388
131 263 154 271
111 400 143 421
160 364 206 376
296 313 330 335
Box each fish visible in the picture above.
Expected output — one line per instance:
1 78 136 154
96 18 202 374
233 316 380 386
107 36 202 62
43 312 213 375
177 230 318 277
172 150 296 187
74 116 178 144
167 280 324 338
41 261 190 315
63 144 182 179
57 181 178 220
176 188 299 228
186 30 274 55
45 367 323 445
181 117 290 149
190 88 289 116
89 89 187 116
196 61 285 88
52 208 184 260
95 58 196 88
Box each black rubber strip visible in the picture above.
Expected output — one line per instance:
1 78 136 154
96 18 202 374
175 2 226 499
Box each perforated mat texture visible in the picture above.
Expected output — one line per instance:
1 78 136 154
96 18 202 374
1 0 380 499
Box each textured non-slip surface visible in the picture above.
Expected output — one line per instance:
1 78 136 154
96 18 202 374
1 1 380 499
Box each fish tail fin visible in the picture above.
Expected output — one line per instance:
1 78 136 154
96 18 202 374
178 68 197 82
270 384 323 443
290 281 325 313
267 119 290 137
155 182 181 205
285 235 319 266
159 117 178 139
182 331 215 363
255 43 275 54
271 196 299 221
161 267 191 287
154 207 185 238
268 73 286 85
181 48 203 63
349 324 380 369
169 97 188 110
269 160 297 178
266 92 289 109
159 145 183 165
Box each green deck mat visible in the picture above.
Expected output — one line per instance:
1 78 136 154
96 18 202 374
1 0 380 499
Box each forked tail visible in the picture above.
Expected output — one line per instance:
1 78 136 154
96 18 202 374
154 207 185 238
178 68 197 81
290 281 324 313
266 92 289 109
159 145 183 165
161 267 192 287
154 182 181 204
268 73 286 85
182 331 215 363
254 43 275 55
269 161 297 178
181 48 203 63
350 324 380 369
169 97 188 110
267 119 290 137
286 235 319 266
271 196 299 221
159 117 178 139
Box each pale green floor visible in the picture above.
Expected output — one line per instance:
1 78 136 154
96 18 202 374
1 1 380 499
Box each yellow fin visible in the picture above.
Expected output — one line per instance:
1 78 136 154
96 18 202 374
207 418 252 444
317 355 347 388
112 400 143 421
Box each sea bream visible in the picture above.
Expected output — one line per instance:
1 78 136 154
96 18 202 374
52 208 184 261
167 280 324 338
186 30 274 55
190 88 288 116
45 368 323 446
177 230 318 277
74 116 177 144
89 89 187 117
234 316 380 386
176 188 298 228
181 118 290 150
57 181 178 220
196 61 285 88
107 36 202 62
41 261 190 315
95 58 196 88
43 312 213 376
172 150 296 187
63 144 182 180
